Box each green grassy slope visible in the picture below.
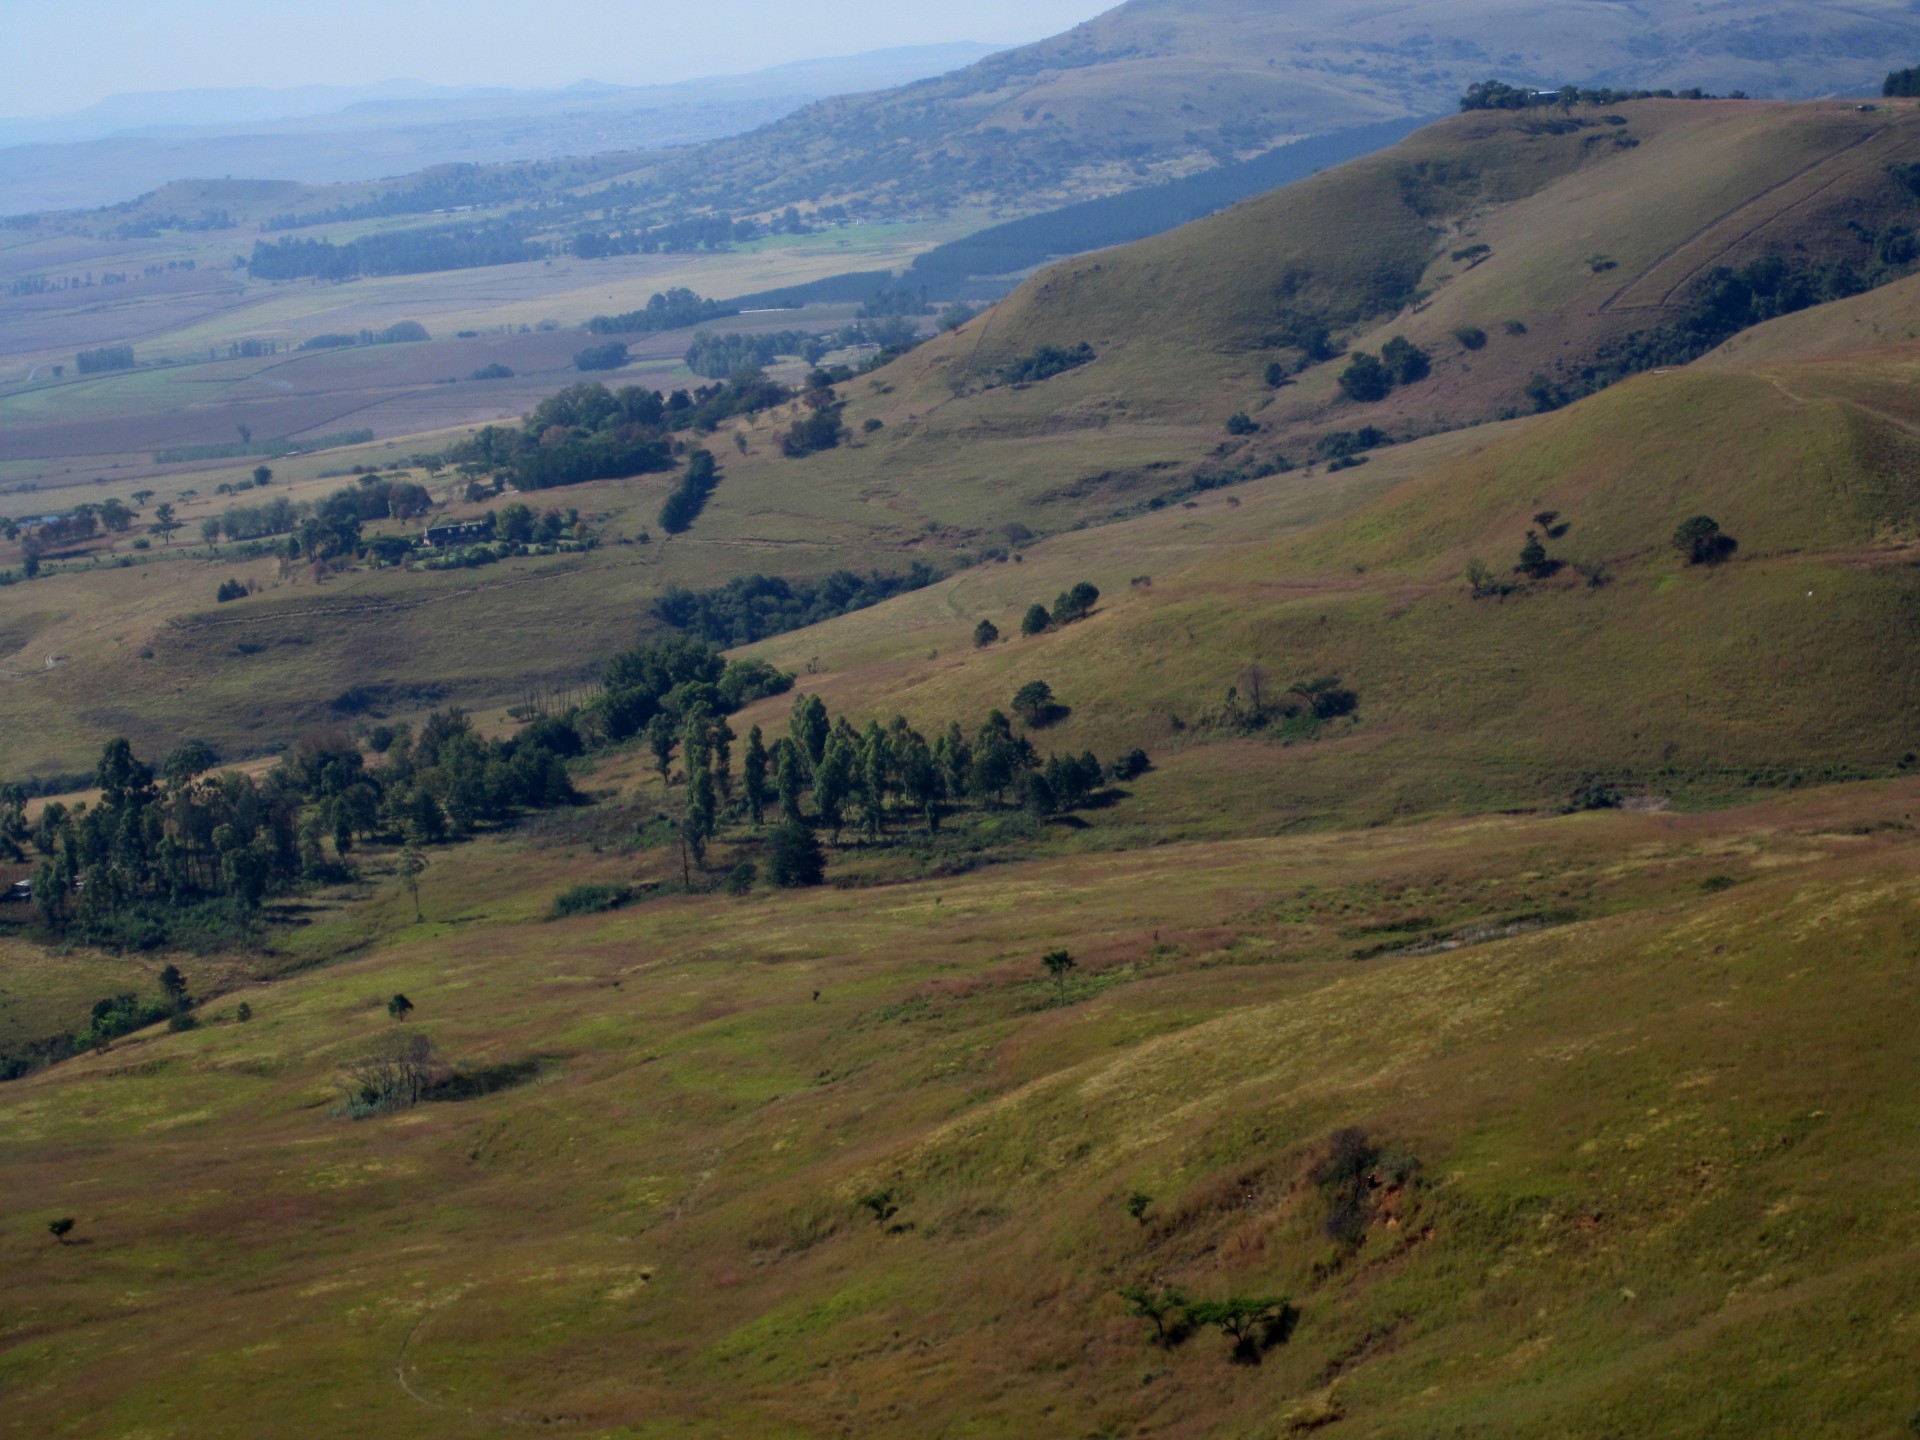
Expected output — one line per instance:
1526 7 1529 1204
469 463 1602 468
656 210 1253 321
3 781 1918 1437
742 326 1920 821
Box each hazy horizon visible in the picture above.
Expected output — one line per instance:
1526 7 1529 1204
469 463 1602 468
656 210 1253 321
0 0 1116 119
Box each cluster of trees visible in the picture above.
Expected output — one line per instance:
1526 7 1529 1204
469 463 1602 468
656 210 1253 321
994 342 1095 387
652 564 942 647
13 496 139 551
641 685 1141 893
775 371 848 457
574 341 629 372
1460 81 1736 111
571 215 754 258
299 322 430 350
495 502 582 546
247 225 542 281
22 718 581 950
1888 67 1920 98
658 449 720 533
207 474 432 552
1338 336 1429 403
581 636 792 749
76 345 134 374
587 288 738 335
1018 582 1101 637
446 374 794 493
684 329 825 378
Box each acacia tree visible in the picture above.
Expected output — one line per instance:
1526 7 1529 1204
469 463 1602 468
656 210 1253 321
1119 1284 1187 1346
1185 1297 1293 1362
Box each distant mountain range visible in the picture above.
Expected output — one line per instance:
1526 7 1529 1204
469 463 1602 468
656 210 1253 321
0 44 1007 214
571 0 1920 222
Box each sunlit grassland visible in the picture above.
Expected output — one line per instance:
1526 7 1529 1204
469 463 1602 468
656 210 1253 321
3 780 1918 1436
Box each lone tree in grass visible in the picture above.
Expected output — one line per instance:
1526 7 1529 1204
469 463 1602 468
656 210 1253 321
972 618 1000 647
150 503 181 544
48 1217 75 1244
1042 947 1076 1000
1012 680 1055 727
1119 1284 1189 1346
397 846 428 922
1020 602 1051 636
387 993 414 1021
1126 1190 1153 1223
158 963 189 1013
1672 514 1736 565
1185 1297 1294 1362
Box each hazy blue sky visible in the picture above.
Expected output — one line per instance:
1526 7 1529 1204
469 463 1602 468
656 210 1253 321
0 0 1118 116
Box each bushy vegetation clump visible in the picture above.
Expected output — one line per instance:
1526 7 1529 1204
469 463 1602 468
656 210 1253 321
993 342 1095 387
588 287 737 335
653 564 942 647
550 882 635 918
445 377 784 494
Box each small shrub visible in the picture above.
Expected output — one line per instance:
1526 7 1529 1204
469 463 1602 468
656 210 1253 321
1225 412 1259 435
1110 748 1151 781
166 1011 197 1033
1672 514 1737 565
1125 1191 1152 1223
722 862 757 896
1453 325 1487 350
549 882 633 918
858 1189 899 1224
235 1001 253 1022
972 618 1000 647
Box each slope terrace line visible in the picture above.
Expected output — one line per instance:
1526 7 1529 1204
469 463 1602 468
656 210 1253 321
1598 118 1901 316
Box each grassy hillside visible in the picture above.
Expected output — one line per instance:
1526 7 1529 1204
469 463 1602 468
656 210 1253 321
738 319 1920 821
3 772 1918 1437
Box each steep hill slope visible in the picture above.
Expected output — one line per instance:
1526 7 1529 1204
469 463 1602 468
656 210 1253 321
921 98 1920 457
